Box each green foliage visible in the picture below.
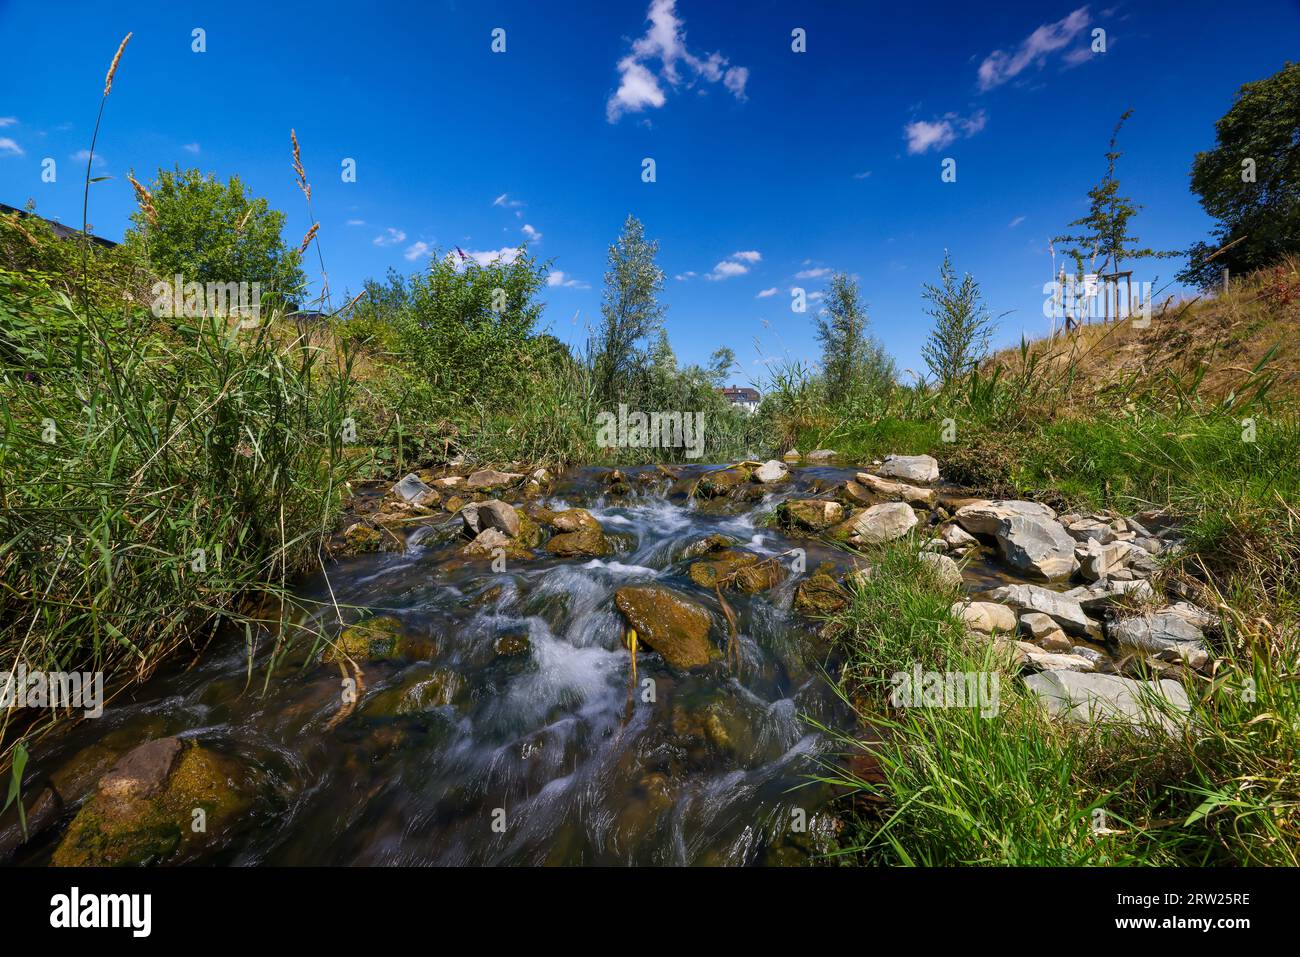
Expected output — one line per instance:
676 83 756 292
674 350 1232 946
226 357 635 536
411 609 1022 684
1053 110 1181 275
1179 62 1300 289
124 167 305 301
920 251 996 388
593 214 666 403
814 273 895 407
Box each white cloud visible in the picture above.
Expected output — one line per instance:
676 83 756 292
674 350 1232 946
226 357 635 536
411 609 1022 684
71 148 105 167
977 7 1091 91
708 260 749 280
756 287 779 298
493 192 524 209
674 270 697 281
795 267 831 279
346 219 365 226
1008 215 1026 228
404 241 431 261
606 0 749 123
373 227 406 247
0 117 17 128
729 250 761 264
182 142 200 154
521 223 542 243
547 270 590 289
461 246 521 267
903 110 986 154
853 170 872 179
0 138 23 157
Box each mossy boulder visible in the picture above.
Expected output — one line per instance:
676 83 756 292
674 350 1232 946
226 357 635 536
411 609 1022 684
52 739 249 867
325 615 405 663
687 548 759 588
365 668 463 716
547 527 611 558
695 466 751 498
733 558 786 594
342 522 383 554
680 533 737 560
777 499 844 532
793 572 850 617
615 585 720 670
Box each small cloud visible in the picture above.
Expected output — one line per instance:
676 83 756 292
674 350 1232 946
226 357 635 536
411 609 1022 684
346 219 365 226
0 117 17 128
71 148 105 167
547 270 590 289
182 142 200 154
404 241 431 261
674 271 697 281
708 260 749 280
373 227 407 247
977 6 1091 91
1008 215 1026 228
903 110 986 155
756 287 779 298
521 223 542 243
853 170 872 179
729 250 761 264
794 267 831 279
493 192 525 209
606 0 750 123
461 246 521 267
0 138 23 157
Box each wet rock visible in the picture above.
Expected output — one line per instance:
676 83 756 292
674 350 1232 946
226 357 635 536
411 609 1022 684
549 508 603 534
875 454 939 484
733 558 786 594
952 600 1017 634
392 472 436 504
805 449 837 462
461 499 520 538
752 460 789 483
688 549 759 589
615 586 719 670
794 572 849 617
856 472 937 507
849 501 917 544
494 633 531 657
326 615 406 662
1023 671 1190 733
988 584 1102 640
443 494 465 514
374 668 463 714
547 527 611 558
0 786 62 859
680 533 737 560
464 527 533 560
342 522 383 555
918 552 962 590
465 468 524 491
50 742 125 807
696 465 751 497
777 499 844 532
53 739 249 866
782 448 802 462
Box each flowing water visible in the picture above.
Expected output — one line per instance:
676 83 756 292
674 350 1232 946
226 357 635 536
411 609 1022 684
20 464 940 866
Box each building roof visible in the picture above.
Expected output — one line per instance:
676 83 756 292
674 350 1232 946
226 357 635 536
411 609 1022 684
1 202 118 248
720 385 761 402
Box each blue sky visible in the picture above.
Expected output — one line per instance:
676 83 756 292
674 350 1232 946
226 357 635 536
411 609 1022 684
2 0 1297 385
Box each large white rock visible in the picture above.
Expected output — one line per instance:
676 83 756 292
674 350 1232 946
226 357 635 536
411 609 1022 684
856 472 937 507
919 552 962 589
1075 538 1136 581
988 583 1102 640
850 501 918 544
951 600 1017 634
752 459 789 483
954 500 1058 536
876 454 939 483
996 515 1080 581
1111 609 1207 655
1023 671 1190 734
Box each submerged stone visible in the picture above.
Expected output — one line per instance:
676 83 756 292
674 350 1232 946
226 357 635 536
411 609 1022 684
614 585 719 670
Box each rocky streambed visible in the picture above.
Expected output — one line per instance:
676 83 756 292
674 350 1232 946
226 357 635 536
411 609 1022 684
1 452 1217 865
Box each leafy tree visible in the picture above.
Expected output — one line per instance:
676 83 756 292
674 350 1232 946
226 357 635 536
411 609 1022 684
815 273 894 406
1179 62 1300 290
124 167 304 300
593 215 665 403
920 250 997 387
1053 110 1180 277
706 346 737 388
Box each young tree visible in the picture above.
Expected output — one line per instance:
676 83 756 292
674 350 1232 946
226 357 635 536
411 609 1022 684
815 273 894 406
124 167 304 299
1053 110 1180 278
920 250 996 388
594 215 665 403
1179 62 1300 290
